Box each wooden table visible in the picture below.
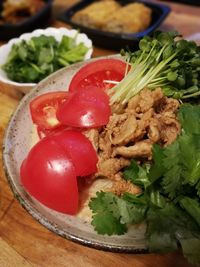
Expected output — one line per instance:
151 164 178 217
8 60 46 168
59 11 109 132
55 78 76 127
0 1 200 266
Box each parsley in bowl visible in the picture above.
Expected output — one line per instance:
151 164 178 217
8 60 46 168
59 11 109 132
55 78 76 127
0 27 93 93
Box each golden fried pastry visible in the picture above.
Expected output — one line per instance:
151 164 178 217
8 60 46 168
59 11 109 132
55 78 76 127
71 0 121 30
104 3 152 33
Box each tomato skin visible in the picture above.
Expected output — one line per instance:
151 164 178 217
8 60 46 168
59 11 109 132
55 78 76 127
20 138 78 214
50 130 98 176
30 91 68 130
57 86 111 128
68 58 127 92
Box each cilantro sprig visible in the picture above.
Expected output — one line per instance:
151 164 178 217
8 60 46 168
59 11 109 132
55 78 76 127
89 104 200 265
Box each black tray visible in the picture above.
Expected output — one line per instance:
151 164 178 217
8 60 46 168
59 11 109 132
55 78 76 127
58 0 171 51
161 0 200 6
0 0 53 41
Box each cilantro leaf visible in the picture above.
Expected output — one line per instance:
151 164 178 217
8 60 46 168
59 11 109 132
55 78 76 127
162 141 183 198
179 197 200 227
91 212 127 236
178 104 200 135
148 144 165 183
123 160 150 189
179 238 200 265
146 205 178 253
89 191 147 234
146 203 200 258
89 192 127 235
196 181 200 197
178 134 200 186
149 189 166 208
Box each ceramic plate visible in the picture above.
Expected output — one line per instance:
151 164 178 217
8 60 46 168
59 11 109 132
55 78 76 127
3 57 147 253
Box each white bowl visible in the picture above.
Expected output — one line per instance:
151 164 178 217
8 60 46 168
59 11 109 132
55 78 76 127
0 27 93 94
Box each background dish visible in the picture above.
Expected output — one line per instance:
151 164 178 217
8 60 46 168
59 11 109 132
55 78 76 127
58 0 171 50
0 27 93 94
0 0 52 41
3 57 147 252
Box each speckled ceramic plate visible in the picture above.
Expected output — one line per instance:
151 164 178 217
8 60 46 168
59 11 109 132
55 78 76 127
3 57 147 253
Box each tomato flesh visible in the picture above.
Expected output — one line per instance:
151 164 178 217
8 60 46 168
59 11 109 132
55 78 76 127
20 137 78 214
50 130 98 176
68 58 127 92
57 86 111 128
37 125 73 139
30 91 68 130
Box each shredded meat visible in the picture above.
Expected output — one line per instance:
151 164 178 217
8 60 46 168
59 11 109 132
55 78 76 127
109 114 138 145
114 140 153 159
96 158 130 179
110 174 142 196
93 88 180 196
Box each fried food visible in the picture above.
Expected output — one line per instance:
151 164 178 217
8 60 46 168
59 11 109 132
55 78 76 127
104 3 152 33
71 1 152 34
93 88 180 196
1 0 45 24
71 0 120 30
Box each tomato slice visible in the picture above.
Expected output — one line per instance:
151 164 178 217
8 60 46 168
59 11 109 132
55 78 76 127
37 125 73 139
68 58 127 92
50 130 98 176
30 91 68 130
20 138 78 214
56 86 111 128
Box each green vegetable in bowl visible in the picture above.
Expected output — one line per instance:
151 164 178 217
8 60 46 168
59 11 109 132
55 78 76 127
2 35 89 83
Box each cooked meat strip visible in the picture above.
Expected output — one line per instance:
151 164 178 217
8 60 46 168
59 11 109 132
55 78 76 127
111 101 126 114
147 117 161 143
92 88 181 197
157 113 181 145
110 173 142 196
133 108 154 141
96 158 130 179
114 140 152 159
99 131 113 160
110 114 138 145
127 94 140 111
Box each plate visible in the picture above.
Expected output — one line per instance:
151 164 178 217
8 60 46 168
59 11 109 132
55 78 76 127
3 57 147 252
58 0 170 51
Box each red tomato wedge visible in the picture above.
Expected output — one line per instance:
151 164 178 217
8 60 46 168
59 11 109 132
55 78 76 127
51 130 98 176
30 91 68 130
68 58 128 92
20 138 78 214
56 86 111 128
37 125 74 139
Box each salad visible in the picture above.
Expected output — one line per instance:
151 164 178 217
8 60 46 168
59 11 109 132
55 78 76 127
20 32 200 265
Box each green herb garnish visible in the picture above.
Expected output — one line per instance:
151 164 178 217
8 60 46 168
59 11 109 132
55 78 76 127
110 31 200 104
2 35 89 83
